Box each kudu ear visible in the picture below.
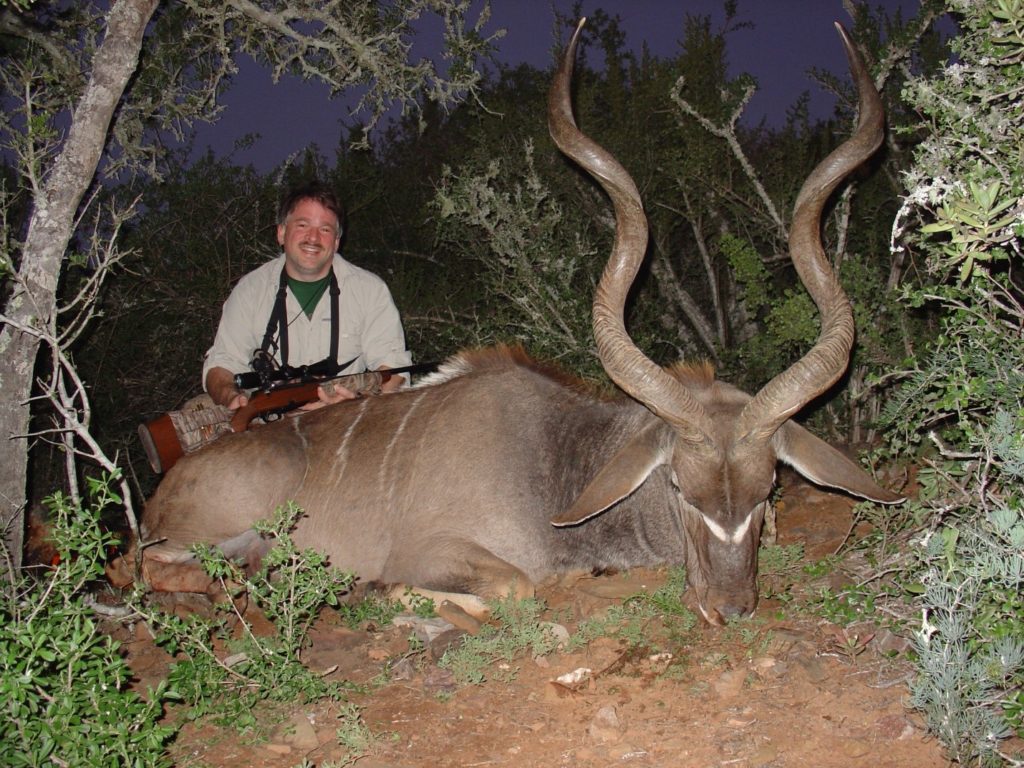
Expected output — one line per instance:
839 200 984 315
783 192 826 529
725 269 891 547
774 421 904 504
552 422 668 527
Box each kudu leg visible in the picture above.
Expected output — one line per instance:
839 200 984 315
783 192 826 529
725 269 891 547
388 538 536 606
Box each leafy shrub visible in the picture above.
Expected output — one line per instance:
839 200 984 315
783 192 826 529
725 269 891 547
131 503 363 737
882 0 1024 763
0 480 174 767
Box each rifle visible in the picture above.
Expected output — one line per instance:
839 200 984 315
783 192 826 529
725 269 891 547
138 362 434 474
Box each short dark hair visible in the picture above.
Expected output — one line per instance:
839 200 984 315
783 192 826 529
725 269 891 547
277 180 345 228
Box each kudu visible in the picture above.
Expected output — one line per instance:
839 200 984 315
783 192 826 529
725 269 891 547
113 20 902 624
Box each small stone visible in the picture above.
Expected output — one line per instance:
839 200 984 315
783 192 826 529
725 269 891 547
713 668 747 698
588 704 625 744
285 712 318 751
429 627 467 661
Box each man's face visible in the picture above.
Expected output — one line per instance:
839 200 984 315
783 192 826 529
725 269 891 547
277 197 341 280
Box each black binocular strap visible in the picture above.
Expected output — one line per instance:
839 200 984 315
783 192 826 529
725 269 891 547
260 265 341 369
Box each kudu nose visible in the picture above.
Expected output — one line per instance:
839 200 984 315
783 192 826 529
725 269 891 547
717 603 751 620
702 600 755 626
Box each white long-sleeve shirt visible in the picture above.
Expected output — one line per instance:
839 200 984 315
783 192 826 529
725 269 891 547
203 253 411 387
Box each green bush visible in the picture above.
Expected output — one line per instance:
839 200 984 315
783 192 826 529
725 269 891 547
132 502 361 734
0 479 174 767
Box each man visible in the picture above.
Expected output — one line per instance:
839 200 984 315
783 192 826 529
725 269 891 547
203 181 411 410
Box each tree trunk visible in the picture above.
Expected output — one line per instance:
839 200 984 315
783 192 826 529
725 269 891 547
0 0 159 577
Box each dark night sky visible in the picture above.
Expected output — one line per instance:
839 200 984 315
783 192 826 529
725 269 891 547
187 0 927 171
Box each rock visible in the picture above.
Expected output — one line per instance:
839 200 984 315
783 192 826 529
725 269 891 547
874 713 918 740
869 628 912 655
712 668 748 698
391 613 455 645
750 656 788 680
795 655 829 683
422 666 456 695
429 627 467 661
540 621 571 647
389 655 417 681
588 704 625 744
284 712 319 751
766 628 814 657
554 667 593 687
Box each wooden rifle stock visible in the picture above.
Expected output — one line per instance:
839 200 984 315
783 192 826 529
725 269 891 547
228 370 391 432
140 369 396 474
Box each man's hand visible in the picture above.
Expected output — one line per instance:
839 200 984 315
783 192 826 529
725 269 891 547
206 367 249 410
225 391 249 410
299 381 358 411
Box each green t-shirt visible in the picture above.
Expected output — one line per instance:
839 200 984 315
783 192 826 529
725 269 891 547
288 275 330 319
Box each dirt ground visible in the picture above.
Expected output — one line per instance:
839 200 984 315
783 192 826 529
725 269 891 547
115 474 952 768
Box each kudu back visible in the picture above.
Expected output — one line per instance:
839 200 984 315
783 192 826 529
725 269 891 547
120 20 902 624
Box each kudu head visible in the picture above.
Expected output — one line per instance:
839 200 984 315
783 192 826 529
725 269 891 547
549 20 903 625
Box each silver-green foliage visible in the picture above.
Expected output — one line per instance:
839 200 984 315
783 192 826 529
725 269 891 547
432 140 603 377
910 504 1024 764
889 0 1024 763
